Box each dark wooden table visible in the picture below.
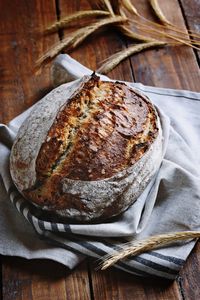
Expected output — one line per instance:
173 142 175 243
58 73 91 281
0 1 200 299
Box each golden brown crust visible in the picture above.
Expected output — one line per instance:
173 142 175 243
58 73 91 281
24 75 158 209
35 75 100 180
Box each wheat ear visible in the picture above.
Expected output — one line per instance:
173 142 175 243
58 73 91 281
99 231 200 270
149 0 172 26
121 0 139 16
97 41 166 74
45 10 110 33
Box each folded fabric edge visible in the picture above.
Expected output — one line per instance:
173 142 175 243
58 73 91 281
6 184 187 280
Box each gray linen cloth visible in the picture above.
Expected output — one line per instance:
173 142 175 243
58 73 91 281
0 54 200 280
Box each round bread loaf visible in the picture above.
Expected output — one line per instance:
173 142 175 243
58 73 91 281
10 74 163 222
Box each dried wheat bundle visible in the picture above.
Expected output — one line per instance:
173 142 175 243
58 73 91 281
38 0 200 73
99 231 200 270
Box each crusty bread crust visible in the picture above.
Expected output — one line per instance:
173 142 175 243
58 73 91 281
10 75 163 222
10 77 88 191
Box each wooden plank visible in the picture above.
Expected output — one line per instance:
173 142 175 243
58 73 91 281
178 242 200 300
127 0 200 91
89 265 181 300
2 258 91 300
175 5 200 298
0 0 59 123
1 0 199 300
177 3 200 294
179 0 200 62
0 257 1 299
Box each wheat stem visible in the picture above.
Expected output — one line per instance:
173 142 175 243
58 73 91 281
129 19 200 50
99 231 200 270
133 24 200 46
119 25 156 43
139 15 200 41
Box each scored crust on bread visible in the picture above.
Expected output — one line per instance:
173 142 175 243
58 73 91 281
10 74 163 222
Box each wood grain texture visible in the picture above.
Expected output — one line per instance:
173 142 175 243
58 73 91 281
0 0 58 123
179 0 200 63
2 258 91 300
1 0 200 299
178 242 200 300
0 256 2 300
89 264 182 300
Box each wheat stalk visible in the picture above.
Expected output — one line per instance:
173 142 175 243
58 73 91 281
97 41 166 74
134 24 200 46
127 18 199 45
129 19 200 50
37 16 127 67
99 231 200 270
138 13 200 41
45 10 110 33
